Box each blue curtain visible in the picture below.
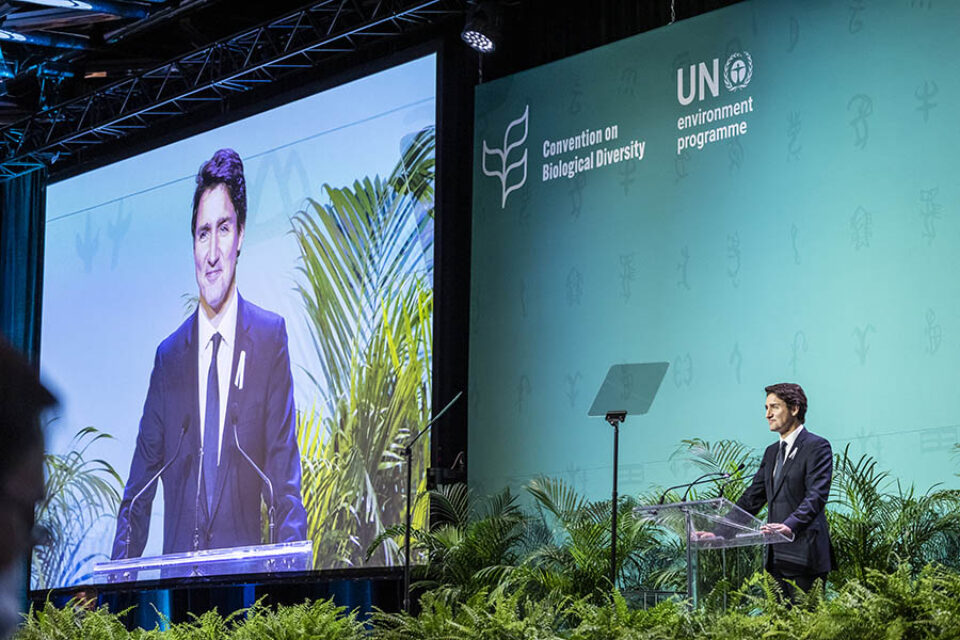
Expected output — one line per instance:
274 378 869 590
0 168 46 362
0 168 47 617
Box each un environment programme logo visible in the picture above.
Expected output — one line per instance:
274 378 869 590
675 50 756 155
723 51 752 92
482 105 529 209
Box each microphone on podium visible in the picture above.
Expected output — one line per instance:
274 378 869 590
230 401 276 544
124 415 190 559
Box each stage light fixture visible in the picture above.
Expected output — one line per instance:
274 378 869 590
461 0 501 54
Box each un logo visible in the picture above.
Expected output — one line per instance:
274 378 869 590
723 51 753 92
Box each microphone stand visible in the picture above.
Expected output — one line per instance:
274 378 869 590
401 391 462 614
232 409 275 544
125 417 190 558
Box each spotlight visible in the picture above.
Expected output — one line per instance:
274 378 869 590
461 0 501 54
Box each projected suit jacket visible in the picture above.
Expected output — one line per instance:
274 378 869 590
735 427 836 576
111 294 307 559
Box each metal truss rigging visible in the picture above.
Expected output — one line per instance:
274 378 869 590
0 0 463 180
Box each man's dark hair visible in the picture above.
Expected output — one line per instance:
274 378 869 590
0 336 56 473
764 382 807 423
191 148 247 236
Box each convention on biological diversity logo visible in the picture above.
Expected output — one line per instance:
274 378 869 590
675 50 755 155
481 105 529 208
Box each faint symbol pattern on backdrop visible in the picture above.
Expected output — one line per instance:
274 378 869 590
481 104 529 209
675 148 691 182
570 172 586 219
247 149 312 232
728 138 743 172
726 233 741 288
618 66 641 98
619 253 638 301
107 201 132 270
791 223 801 265
730 342 743 384
566 267 583 306
569 77 583 115
560 462 588 495
790 330 808 376
518 374 531 414
621 462 645 487
919 187 941 245
924 308 942 355
851 205 873 250
787 17 800 53
787 111 802 161
915 80 938 122
848 0 866 34
851 424 883 459
909 0 933 10
565 371 581 408
918 425 960 455
673 353 693 388
75 214 100 273
520 278 529 319
619 158 637 195
848 94 873 149
677 245 691 290
852 323 876 365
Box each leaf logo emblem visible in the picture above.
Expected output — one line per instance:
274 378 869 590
482 105 529 208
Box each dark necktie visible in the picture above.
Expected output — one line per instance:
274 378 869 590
203 332 223 514
773 440 787 483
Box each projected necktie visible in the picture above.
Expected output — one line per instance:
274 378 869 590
773 440 787 483
203 332 222 515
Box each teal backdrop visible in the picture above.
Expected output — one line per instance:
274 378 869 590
469 0 960 500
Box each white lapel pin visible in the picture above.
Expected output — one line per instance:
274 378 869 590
234 350 246 390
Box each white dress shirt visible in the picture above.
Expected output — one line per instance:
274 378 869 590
197 289 239 464
778 423 805 464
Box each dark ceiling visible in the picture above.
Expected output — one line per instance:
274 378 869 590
0 0 742 178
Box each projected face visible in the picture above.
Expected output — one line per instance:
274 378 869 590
193 184 244 315
765 393 799 436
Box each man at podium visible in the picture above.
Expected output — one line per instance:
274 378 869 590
736 383 835 597
110 149 307 560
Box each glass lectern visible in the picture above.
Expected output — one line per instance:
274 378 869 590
91 540 313 583
636 498 792 605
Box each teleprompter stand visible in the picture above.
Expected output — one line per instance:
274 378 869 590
587 362 668 590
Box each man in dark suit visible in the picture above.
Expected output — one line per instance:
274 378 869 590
111 149 307 559
735 382 835 598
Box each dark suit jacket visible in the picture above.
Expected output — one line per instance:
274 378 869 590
736 427 835 576
111 294 307 559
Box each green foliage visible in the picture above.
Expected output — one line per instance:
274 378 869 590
828 445 960 584
291 127 435 569
517 477 658 602
14 565 960 640
230 599 363 640
32 427 123 589
16 600 131 640
369 483 528 603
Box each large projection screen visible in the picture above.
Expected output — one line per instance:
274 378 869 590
469 0 960 500
37 54 436 590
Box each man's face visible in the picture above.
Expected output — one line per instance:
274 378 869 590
765 393 800 436
193 184 244 314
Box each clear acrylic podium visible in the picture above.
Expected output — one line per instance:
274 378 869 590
636 498 793 605
91 540 314 584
